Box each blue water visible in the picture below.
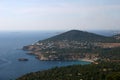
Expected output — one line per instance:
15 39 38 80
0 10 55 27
0 31 90 80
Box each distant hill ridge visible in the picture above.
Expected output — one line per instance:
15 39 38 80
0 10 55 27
40 30 116 42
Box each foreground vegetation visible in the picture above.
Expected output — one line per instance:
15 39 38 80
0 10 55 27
17 62 120 80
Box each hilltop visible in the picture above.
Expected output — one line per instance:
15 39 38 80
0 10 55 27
40 30 116 42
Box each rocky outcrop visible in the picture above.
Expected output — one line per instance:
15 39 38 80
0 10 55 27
18 58 28 61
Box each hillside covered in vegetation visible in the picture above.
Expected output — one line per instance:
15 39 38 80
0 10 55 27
40 30 117 42
17 62 120 80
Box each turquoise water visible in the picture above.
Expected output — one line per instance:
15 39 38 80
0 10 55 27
0 31 90 80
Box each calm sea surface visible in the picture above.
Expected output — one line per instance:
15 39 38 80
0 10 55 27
0 31 90 80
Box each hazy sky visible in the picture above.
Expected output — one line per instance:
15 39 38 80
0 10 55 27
0 0 120 31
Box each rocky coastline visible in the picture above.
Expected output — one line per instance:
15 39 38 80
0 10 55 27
23 45 98 62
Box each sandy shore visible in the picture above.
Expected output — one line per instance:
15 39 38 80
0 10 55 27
79 59 94 62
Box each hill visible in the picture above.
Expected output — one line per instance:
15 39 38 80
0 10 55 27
40 30 116 42
23 30 120 61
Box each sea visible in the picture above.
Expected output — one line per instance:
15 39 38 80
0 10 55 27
0 31 91 80
0 30 119 80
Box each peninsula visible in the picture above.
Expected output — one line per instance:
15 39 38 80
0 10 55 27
23 30 120 62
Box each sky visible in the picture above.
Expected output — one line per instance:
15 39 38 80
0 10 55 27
0 0 120 31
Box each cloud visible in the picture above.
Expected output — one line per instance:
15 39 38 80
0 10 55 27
1 0 120 16
0 0 120 31
7 2 119 17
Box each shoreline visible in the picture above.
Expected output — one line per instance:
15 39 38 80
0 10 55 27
36 57 94 63
79 59 94 63
26 52 95 63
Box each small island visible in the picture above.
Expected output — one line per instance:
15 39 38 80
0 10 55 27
18 58 28 61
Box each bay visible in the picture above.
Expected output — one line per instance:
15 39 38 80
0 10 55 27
0 31 90 80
